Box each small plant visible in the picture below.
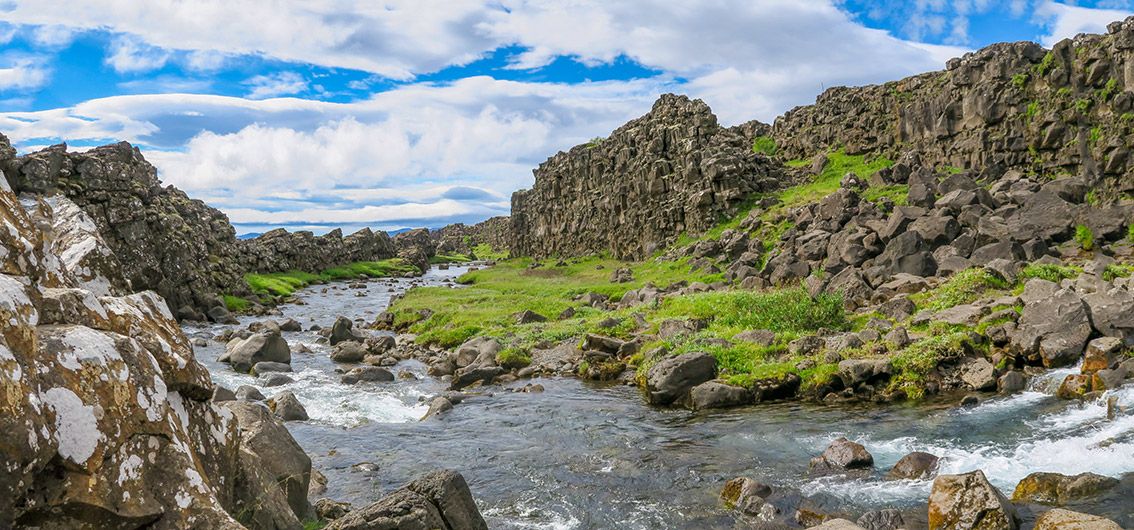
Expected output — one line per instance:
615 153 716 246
1100 78 1119 101
496 347 532 369
587 137 605 149
752 135 777 156
1035 52 1056 76
223 295 250 312
911 268 1009 312
1103 264 1134 282
1012 73 1028 90
1127 223 1134 242
1089 127 1102 148
1085 189 1099 206
1075 224 1096 251
1025 101 1040 121
1019 263 1081 283
1075 98 1092 113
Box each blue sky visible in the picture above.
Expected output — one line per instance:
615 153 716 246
1 1 1131 235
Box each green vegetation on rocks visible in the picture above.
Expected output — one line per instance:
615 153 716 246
471 243 509 260
246 258 417 297
752 136 777 155
223 294 250 313
911 268 1009 312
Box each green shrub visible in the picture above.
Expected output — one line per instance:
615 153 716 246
752 136 777 156
889 332 980 399
911 268 1009 312
496 347 532 369
1100 78 1119 100
1075 224 1095 251
1035 52 1056 75
223 295 250 312
1019 263 1081 283
1012 73 1028 90
1075 98 1092 113
1127 223 1134 242
1103 264 1134 282
1025 101 1040 121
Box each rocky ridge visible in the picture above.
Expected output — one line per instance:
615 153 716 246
510 94 784 259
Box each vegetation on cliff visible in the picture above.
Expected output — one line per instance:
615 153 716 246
243 258 418 298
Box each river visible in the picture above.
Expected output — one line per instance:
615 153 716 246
186 265 1134 529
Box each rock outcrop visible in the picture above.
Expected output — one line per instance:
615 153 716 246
238 227 397 274
325 469 487 530
774 20 1134 198
511 94 784 259
0 165 309 528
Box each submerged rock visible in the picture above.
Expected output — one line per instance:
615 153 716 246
226 329 291 373
1011 471 1119 505
887 451 940 480
269 391 310 422
1032 509 1122 530
809 438 874 475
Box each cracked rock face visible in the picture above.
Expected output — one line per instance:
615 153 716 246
0 160 309 529
510 94 784 260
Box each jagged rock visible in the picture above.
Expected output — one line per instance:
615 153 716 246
226 329 291 373
1083 337 1124 374
720 477 772 515
326 469 487 530
1011 472 1119 505
887 451 940 480
279 318 303 332
645 352 717 406
958 358 997 391
838 359 891 387
511 94 781 259
998 371 1027 393
450 365 505 390
315 499 353 521
1011 288 1092 367
269 391 310 421
236 385 267 402
1032 509 1122 530
452 336 502 368
1057 374 1093 400
516 309 547 324
1083 288 1134 347
928 470 1018 530
223 401 312 524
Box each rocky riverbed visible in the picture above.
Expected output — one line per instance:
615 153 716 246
187 266 1134 529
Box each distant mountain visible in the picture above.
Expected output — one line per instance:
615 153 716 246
237 232 262 240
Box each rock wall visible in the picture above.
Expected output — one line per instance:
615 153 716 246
431 216 512 255
1 138 246 318
510 94 783 260
773 18 1134 197
237 227 397 274
0 175 311 528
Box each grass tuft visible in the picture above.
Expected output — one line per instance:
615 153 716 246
911 268 1009 312
246 258 417 297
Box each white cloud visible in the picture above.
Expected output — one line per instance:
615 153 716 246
0 54 50 91
31 24 76 48
244 72 309 99
106 35 171 73
1035 1 1133 47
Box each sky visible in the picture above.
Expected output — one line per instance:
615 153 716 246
0 1 1132 235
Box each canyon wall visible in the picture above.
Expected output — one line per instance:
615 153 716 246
510 94 784 260
773 19 1134 197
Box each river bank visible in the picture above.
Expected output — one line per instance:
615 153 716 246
189 265 1134 529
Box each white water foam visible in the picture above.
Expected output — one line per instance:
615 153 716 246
802 374 1134 504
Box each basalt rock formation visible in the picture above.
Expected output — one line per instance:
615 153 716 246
511 94 784 259
1 138 246 318
0 170 312 528
238 227 397 274
774 18 1134 198
431 216 511 255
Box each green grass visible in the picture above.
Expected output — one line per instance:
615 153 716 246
472 243 509 260
637 287 848 390
752 135 777 156
911 268 1010 312
1103 263 1134 282
223 294 250 312
889 332 982 399
862 184 909 206
1075 224 1095 251
1128 224 1134 242
776 150 895 208
245 258 417 297
430 253 473 264
1026 101 1040 121
496 347 532 369
303 521 327 530
1012 73 1028 90
1019 263 1081 283
1101 78 1119 101
391 256 724 348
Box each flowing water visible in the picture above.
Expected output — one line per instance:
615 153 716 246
187 265 1134 529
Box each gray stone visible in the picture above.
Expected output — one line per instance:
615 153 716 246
645 352 717 406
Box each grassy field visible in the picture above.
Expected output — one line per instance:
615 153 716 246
242 258 419 298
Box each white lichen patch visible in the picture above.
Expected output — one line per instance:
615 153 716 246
56 326 125 373
0 273 38 327
43 387 102 466
117 454 144 483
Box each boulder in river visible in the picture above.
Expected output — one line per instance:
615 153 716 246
856 509 905 530
226 329 291 373
1032 509 1122 530
689 380 753 409
810 437 874 475
223 401 313 523
331 341 369 363
720 477 772 515
341 366 395 385
252 360 293 375
1010 471 1119 505
1010 287 1092 368
236 385 267 402
421 397 454 420
645 352 717 405
330 316 363 345
269 391 310 421
326 469 487 530
887 451 940 480
928 470 1018 530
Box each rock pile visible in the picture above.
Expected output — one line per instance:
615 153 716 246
238 227 396 274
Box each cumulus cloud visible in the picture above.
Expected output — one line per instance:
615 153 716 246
0 54 50 92
1035 1 1133 47
244 72 309 99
